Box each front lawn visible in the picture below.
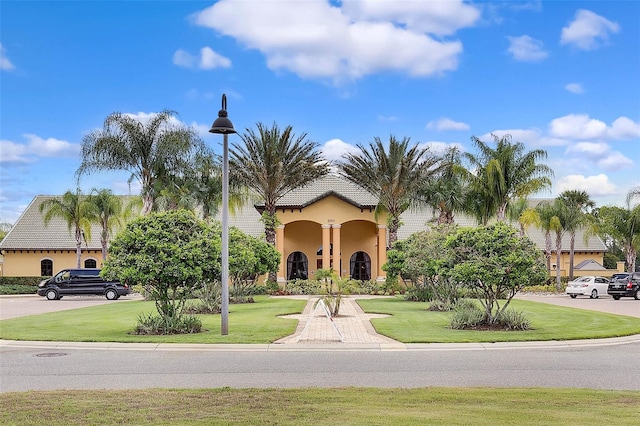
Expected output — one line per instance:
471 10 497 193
2 388 639 425
0 295 306 344
357 297 640 343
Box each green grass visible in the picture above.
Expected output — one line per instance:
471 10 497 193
2 295 640 344
0 296 306 344
357 297 640 343
1 388 638 425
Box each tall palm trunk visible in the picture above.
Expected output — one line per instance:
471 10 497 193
625 243 637 273
568 232 576 280
544 231 552 273
555 233 562 290
75 227 83 268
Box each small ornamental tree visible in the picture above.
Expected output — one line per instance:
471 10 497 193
102 210 220 334
400 225 461 308
226 225 280 303
445 222 547 325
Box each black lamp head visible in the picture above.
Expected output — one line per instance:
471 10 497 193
209 94 236 134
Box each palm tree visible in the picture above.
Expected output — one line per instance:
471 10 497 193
39 190 95 268
418 146 468 225
597 187 640 273
87 189 140 261
462 134 553 224
230 122 329 249
339 135 442 245
557 190 596 280
535 201 557 274
77 110 207 215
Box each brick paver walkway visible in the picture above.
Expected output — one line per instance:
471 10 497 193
275 296 400 344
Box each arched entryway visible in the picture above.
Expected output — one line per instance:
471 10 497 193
349 251 371 281
287 251 309 280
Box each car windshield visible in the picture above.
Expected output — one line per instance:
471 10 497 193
575 277 590 282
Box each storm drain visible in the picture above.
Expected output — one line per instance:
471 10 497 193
35 352 68 357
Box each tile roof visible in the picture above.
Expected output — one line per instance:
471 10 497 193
0 196 106 250
1 179 607 254
254 174 379 209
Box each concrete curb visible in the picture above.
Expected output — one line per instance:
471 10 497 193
2 333 639 352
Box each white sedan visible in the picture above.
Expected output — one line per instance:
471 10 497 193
565 276 610 299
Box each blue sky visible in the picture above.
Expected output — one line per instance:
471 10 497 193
1 0 639 224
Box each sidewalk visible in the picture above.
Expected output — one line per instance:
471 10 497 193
275 296 400 345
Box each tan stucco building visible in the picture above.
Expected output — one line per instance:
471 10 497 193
0 175 618 279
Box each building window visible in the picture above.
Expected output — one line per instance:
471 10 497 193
349 251 371 281
84 259 97 268
41 259 53 277
287 251 308 280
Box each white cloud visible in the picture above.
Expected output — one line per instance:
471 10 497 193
173 49 195 68
565 142 633 172
609 116 640 139
427 118 470 131
0 43 14 70
321 139 360 162
560 9 620 50
506 35 548 62
194 0 475 83
565 83 584 94
549 113 608 140
595 151 634 171
340 0 480 36
0 135 79 164
173 47 231 69
199 47 232 69
555 174 617 196
377 115 399 122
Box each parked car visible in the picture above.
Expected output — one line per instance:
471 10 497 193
607 272 640 300
37 268 129 300
565 275 609 299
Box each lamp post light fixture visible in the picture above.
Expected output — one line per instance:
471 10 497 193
209 94 236 335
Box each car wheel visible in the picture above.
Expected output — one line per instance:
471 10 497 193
635 291 640 301
590 289 598 299
105 289 118 300
45 289 59 300
570 294 577 298
612 295 621 300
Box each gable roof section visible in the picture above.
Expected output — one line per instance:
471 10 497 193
0 196 104 250
254 174 378 211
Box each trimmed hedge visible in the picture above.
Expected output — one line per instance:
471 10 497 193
0 277 44 295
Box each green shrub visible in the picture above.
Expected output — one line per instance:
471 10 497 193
265 280 280 295
520 284 565 293
450 299 484 329
405 284 434 302
0 277 43 294
0 284 38 295
496 309 531 330
187 281 222 314
427 299 455 312
133 312 203 335
286 279 323 295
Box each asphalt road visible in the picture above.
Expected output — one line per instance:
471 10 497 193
1 340 639 391
1 293 639 392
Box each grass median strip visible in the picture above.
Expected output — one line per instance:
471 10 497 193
0 296 306 344
357 297 640 343
1 388 639 425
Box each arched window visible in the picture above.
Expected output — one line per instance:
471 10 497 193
287 251 308 280
84 259 97 268
349 251 371 281
41 259 53 277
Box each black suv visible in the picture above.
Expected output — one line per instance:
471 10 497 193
607 272 640 300
37 268 130 300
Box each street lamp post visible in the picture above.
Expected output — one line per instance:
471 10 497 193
209 94 236 335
